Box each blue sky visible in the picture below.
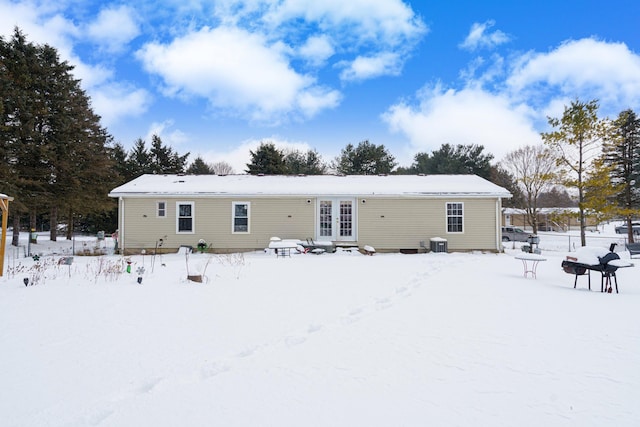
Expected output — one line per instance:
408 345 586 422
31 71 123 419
2 0 639 172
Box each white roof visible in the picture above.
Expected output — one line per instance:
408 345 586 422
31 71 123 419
503 207 581 214
109 174 512 198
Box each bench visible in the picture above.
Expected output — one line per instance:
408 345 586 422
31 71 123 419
625 243 640 258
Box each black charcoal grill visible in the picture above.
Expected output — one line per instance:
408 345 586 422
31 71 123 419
561 244 621 293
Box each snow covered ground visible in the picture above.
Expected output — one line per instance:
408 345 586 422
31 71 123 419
1 224 639 426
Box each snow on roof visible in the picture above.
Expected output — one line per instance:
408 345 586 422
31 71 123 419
108 174 512 198
503 207 582 214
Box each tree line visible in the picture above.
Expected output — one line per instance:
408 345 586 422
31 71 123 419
2 29 639 247
505 100 640 245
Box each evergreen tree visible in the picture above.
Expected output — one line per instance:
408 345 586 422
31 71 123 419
110 142 131 183
0 28 49 243
126 138 152 178
246 142 287 174
537 187 576 208
489 166 524 208
39 44 116 239
149 134 189 174
411 144 493 178
333 140 396 175
0 28 115 241
284 149 327 175
602 109 640 241
187 156 214 174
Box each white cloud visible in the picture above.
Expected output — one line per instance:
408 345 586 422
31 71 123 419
382 37 640 164
262 0 426 45
145 120 190 147
0 1 149 125
137 26 341 122
339 52 402 81
459 20 510 51
215 0 426 81
0 1 78 59
298 35 334 66
296 87 342 118
85 5 140 53
90 83 151 127
507 38 640 110
382 85 541 161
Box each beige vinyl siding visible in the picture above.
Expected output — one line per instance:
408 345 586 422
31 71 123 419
120 195 501 253
121 197 315 251
357 197 499 251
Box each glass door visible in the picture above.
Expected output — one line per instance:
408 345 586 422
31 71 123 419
317 198 355 241
338 200 353 240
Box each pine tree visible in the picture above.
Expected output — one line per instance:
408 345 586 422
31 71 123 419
0 28 49 242
0 28 117 241
246 142 287 174
410 144 494 178
333 140 396 175
284 149 327 175
187 156 214 174
602 109 640 242
126 138 152 178
149 134 189 174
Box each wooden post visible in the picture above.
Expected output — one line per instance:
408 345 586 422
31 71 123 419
0 194 14 277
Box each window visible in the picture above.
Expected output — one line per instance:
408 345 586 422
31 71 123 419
157 201 166 218
446 202 463 233
176 202 194 233
232 202 250 233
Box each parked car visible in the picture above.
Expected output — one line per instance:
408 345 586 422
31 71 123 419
501 226 533 242
615 223 640 235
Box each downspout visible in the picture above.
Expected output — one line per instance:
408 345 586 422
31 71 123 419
496 198 502 252
119 197 125 255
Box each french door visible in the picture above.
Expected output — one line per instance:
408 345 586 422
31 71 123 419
317 198 355 241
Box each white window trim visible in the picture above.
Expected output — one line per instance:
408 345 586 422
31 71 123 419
446 202 464 234
232 201 250 234
157 200 167 218
176 201 195 234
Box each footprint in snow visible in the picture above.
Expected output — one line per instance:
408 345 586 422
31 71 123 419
236 346 257 358
137 377 162 394
396 286 408 294
307 324 323 333
376 297 393 310
285 336 307 347
201 362 231 379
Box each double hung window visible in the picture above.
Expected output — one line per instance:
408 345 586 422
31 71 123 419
446 202 463 233
157 201 166 218
177 202 194 233
233 202 250 233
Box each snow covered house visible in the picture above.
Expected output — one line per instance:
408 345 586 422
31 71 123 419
108 174 511 254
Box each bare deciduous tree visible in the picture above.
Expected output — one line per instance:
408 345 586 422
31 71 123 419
503 145 556 233
211 161 235 175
